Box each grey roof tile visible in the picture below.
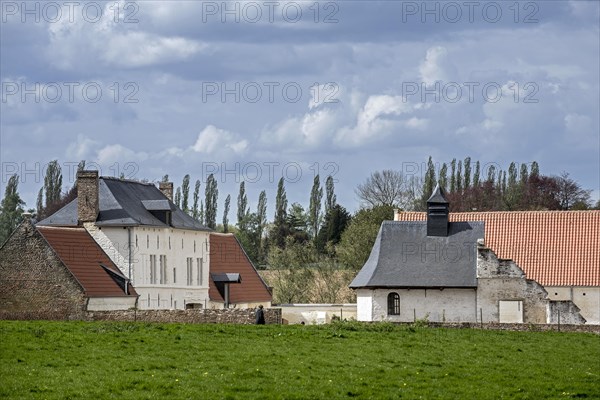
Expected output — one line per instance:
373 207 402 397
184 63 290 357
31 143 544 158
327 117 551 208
349 220 484 288
38 177 211 231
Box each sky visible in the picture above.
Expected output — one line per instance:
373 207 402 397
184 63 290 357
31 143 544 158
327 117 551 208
1 0 599 217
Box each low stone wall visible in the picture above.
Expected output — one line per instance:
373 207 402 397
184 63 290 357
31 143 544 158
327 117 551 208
0 308 282 325
398 321 600 333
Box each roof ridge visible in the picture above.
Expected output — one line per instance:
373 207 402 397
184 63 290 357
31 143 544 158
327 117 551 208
100 176 155 186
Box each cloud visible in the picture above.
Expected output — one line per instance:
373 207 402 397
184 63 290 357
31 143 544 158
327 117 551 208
66 135 99 160
419 46 449 86
96 144 149 165
191 125 248 155
45 1 205 70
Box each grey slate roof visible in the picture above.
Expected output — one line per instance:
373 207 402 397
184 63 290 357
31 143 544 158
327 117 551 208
38 177 211 231
427 183 449 204
349 221 484 288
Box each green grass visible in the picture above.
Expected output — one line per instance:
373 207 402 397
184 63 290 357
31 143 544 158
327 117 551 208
0 321 598 399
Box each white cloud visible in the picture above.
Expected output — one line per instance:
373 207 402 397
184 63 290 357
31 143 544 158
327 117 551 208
96 144 148 165
191 125 248 155
66 135 99 160
419 46 448 86
46 1 205 70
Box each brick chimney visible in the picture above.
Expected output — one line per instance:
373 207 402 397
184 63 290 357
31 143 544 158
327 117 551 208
426 183 449 237
159 181 173 201
77 170 99 224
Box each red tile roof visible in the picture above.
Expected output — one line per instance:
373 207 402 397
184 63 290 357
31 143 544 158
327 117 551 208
37 227 137 297
395 211 600 287
209 234 272 304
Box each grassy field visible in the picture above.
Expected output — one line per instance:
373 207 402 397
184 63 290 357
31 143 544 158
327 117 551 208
0 321 598 399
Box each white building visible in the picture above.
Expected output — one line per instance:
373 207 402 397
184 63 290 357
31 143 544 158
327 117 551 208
37 171 271 310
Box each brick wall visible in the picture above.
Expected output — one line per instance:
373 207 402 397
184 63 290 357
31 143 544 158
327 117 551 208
0 308 282 325
0 220 87 316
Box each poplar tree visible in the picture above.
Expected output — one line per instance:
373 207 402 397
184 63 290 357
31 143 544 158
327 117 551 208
0 175 25 244
308 175 323 239
325 175 336 215
192 180 201 220
44 160 62 208
439 163 448 190
174 187 181 208
450 159 457 192
181 174 190 213
473 161 481 187
204 174 218 229
463 157 471 189
237 181 248 231
223 194 231 233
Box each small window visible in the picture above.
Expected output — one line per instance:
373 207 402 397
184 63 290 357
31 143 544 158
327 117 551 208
173 267 176 284
387 292 400 315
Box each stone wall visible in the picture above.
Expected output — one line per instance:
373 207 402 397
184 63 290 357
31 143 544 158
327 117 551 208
0 308 282 325
476 245 584 324
548 301 586 325
0 220 87 316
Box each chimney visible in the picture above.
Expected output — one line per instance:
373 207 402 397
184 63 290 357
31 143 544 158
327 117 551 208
77 170 99 225
159 181 173 201
426 183 449 237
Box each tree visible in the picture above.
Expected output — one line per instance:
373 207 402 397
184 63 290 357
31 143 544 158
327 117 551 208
36 188 43 215
308 175 323 239
222 194 231 233
421 157 436 207
439 163 448 191
337 205 394 271
555 172 591 210
199 200 205 225
287 203 310 244
257 190 267 240
449 158 457 192
274 177 287 224
44 160 63 209
181 174 190 213
456 160 463 193
463 157 471 189
161 174 169 183
204 174 218 229
325 175 337 214
192 180 201 220
266 238 316 304
355 170 407 207
256 190 268 262
174 187 181 208
237 181 248 231
0 174 25 244
316 204 351 253
473 161 481 187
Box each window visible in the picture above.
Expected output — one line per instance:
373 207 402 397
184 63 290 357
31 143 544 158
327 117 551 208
173 267 176 283
186 258 193 285
197 257 203 286
159 255 167 284
387 292 400 315
149 255 157 284
157 235 160 249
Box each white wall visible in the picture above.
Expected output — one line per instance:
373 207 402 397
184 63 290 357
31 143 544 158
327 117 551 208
87 297 137 311
546 286 600 324
356 290 373 321
85 224 211 310
371 288 477 322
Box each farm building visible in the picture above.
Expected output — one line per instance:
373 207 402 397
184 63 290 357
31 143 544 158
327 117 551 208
350 184 588 324
393 205 599 324
0 220 137 314
0 171 271 313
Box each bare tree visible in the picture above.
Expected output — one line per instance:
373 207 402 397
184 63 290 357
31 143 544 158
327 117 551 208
555 172 591 210
355 170 408 208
